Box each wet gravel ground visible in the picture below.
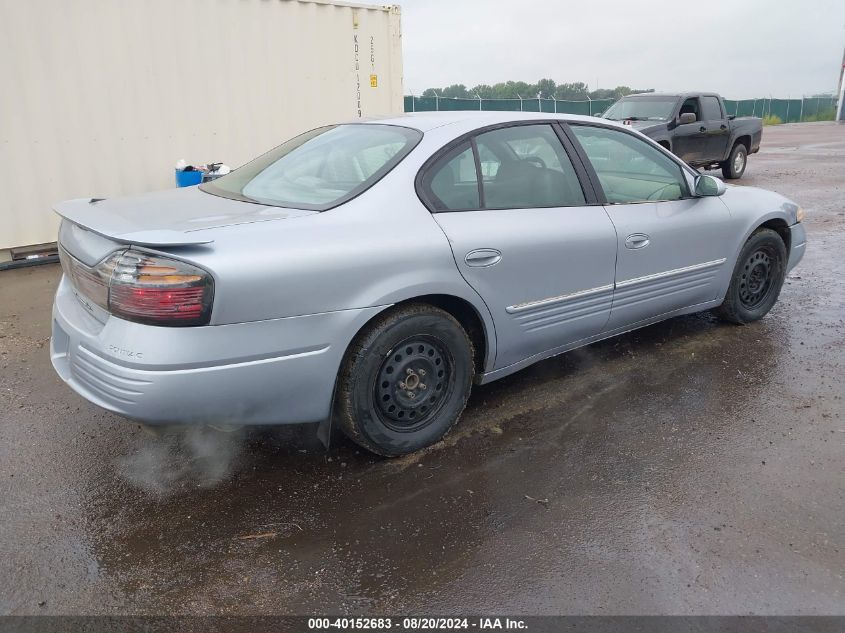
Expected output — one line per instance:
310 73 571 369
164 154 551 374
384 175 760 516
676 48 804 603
1 122 843 616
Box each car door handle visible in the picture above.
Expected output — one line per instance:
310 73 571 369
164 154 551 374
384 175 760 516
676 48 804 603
465 248 502 267
720 124 728 130
625 234 650 250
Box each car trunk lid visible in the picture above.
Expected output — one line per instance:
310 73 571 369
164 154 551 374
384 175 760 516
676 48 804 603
54 186 318 255
54 186 318 322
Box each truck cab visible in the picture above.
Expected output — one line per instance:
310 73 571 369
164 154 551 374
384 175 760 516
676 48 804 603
602 92 763 179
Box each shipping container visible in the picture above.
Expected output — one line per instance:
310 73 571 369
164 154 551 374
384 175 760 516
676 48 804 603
0 0 404 256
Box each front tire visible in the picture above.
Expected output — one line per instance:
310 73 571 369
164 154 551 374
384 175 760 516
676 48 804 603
714 228 787 324
721 142 748 179
336 304 475 456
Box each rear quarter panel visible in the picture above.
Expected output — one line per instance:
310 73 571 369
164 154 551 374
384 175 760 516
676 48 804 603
146 130 499 369
730 117 763 154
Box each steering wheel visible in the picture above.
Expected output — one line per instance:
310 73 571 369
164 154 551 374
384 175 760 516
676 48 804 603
522 156 547 169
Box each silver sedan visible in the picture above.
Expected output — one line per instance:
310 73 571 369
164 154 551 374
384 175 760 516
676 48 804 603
51 112 806 455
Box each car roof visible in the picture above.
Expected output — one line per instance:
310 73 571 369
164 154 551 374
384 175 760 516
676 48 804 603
621 93 681 98
621 92 721 99
359 111 614 133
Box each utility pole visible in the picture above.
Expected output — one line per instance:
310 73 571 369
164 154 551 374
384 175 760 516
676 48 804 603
837 43 845 121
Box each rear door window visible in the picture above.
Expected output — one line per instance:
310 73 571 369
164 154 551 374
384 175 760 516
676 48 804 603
475 125 585 209
420 123 587 212
700 96 723 121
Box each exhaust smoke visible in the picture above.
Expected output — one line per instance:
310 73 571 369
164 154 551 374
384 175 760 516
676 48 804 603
116 425 246 495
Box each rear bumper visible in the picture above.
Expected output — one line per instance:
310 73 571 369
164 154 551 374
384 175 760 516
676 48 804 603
51 275 383 426
787 222 806 272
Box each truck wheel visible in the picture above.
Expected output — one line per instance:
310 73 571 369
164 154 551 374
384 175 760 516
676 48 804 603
714 228 786 324
336 304 475 456
721 143 747 179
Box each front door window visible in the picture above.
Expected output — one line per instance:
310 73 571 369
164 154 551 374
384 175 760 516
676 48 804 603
570 125 689 203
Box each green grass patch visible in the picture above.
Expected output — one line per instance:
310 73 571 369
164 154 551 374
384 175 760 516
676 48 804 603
802 107 836 122
762 114 783 126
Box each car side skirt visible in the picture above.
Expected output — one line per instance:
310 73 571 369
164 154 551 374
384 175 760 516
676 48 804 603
476 298 723 385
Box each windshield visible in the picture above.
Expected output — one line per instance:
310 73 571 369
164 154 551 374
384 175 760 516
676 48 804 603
201 124 422 210
603 97 677 121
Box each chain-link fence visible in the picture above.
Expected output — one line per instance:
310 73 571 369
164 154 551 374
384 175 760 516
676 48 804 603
404 95 839 122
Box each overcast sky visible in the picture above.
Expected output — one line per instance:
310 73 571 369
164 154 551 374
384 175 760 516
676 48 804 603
398 0 845 99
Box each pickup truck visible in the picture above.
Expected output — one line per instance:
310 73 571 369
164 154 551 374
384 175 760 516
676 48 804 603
602 92 762 179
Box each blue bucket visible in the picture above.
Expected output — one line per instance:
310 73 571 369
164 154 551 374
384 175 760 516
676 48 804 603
175 169 203 187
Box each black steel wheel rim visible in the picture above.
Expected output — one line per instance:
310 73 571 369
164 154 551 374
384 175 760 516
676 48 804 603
374 335 454 433
739 246 775 309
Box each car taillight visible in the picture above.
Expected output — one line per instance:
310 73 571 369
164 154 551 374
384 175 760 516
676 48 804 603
107 250 214 326
59 246 111 311
59 247 214 327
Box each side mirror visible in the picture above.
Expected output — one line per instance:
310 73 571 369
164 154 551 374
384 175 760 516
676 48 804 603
679 112 697 124
694 174 726 197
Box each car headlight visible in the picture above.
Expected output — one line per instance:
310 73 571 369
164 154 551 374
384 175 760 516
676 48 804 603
796 207 805 223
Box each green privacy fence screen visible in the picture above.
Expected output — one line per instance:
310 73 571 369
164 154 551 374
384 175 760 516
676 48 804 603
722 97 838 122
404 96 614 116
404 96 838 122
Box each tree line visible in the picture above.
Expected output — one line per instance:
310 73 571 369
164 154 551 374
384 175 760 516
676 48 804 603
419 79 654 101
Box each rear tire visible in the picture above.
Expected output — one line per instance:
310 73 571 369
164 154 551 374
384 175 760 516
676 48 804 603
714 228 787 324
336 304 474 456
721 143 747 179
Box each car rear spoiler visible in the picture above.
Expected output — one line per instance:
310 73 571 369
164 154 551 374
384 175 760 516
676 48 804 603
53 198 214 246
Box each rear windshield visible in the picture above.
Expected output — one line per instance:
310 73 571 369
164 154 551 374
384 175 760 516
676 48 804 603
603 97 678 121
200 124 422 210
